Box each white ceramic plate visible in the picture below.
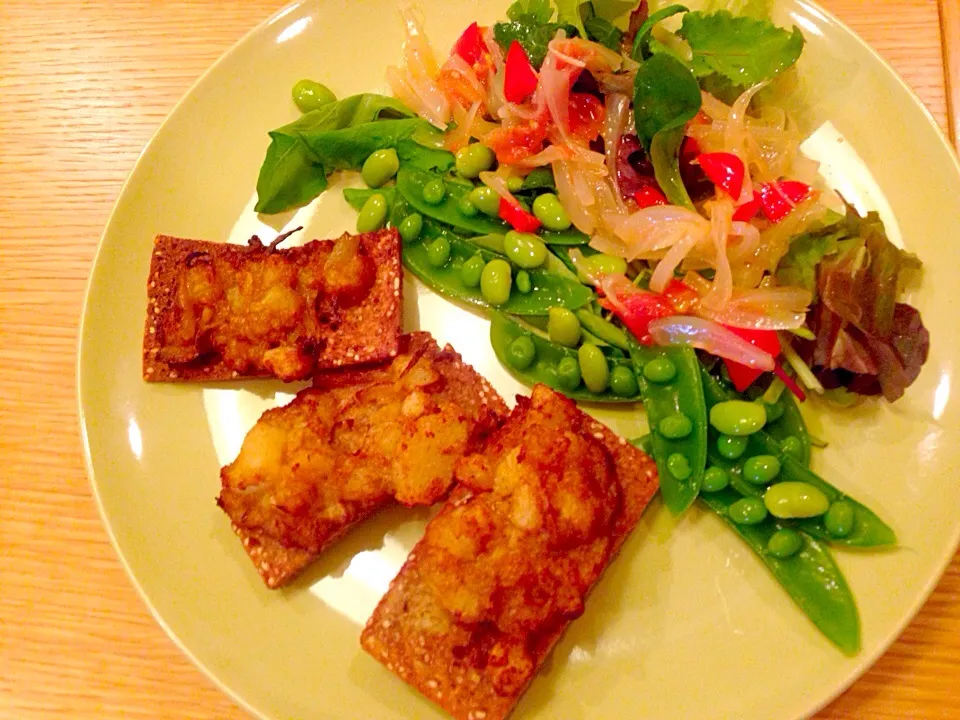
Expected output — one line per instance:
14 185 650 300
78 2 960 718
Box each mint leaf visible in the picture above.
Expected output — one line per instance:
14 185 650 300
507 0 554 23
678 10 804 87
633 52 702 148
584 16 623 49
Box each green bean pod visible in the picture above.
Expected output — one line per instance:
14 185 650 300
700 370 896 548
698 487 861 656
396 167 507 235
631 343 707 515
490 313 641 403
404 223 594 316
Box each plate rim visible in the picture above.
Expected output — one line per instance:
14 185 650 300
75 1 960 719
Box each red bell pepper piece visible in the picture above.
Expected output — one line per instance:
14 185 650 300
732 192 762 222
504 41 538 104
498 197 542 232
662 278 699 313
698 152 745 200
757 181 813 223
633 185 668 208
721 326 781 392
453 22 487 66
600 290 677 345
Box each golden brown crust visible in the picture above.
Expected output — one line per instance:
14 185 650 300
218 333 509 589
142 229 401 382
361 385 659 720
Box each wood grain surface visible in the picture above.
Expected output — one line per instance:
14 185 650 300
0 1 957 719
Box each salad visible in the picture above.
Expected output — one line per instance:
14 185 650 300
252 0 930 655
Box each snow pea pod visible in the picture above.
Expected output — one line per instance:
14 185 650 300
490 313 641 403
396 167 506 234
631 342 707 515
406 223 594 316
764 391 811 467
576 310 631 350
699 487 861 656
540 228 591 246
700 370 896 548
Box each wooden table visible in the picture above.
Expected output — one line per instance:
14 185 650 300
1 1 958 718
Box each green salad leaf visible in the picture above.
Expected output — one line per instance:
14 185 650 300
775 227 846 299
507 0 554 23
553 0 589 38
633 52 702 148
584 15 623 49
632 4 688 60
493 18 577 67
678 10 804 87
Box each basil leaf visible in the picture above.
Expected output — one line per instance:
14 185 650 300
678 10 804 87
632 52 702 149
584 16 623 49
632 4 688 60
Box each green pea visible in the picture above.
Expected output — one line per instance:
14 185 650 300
455 143 496 179
507 176 524 192
716 434 749 460
702 466 729 492
461 254 485 288
643 357 677 384
610 366 639 398
767 528 804 558
532 193 572 231
578 343 609 393
398 212 423 243
480 259 512 306
292 79 336 112
658 413 693 439
780 436 803 459
728 497 768 525
556 356 581 391
762 400 785 423
547 307 581 347
361 148 400 188
582 253 628 278
425 237 451 268
469 186 501 216
824 500 855 538
764 482 830 519
709 401 767 436
667 453 691 481
356 193 388 233
743 455 781 485
457 194 479 217
503 231 547 269
507 336 536 370
515 270 532 294
422 178 447 205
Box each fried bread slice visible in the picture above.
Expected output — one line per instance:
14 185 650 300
217 332 509 588
360 385 659 720
143 228 401 382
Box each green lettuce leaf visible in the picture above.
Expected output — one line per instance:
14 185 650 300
507 0 554 23
633 52 702 148
632 4 688 60
584 15 623 49
553 0 589 37
775 228 846 299
677 10 804 87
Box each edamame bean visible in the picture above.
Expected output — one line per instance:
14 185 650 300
728 497 768 525
658 413 693 439
480 259 512 306
610 366 639 398
461 253 485 288
469 186 501 216
824 500 855 538
457 194 479 217
667 453 691 481
455 143 496 179
547 307 581 347
709 400 767 436
422 178 446 205
643 356 677 384
767 528 803 558
764 482 830 519
716 434 749 460
702 466 729 492
507 336 536 370
398 212 423 243
532 193 572 231
507 176 524 192
356 193 388 232
556 356 581 391
578 343 609 393
504 231 547 269
425 237 451 267
583 253 628 277
361 148 400 188
743 455 781 485
515 270 532 294
780 436 803 459
292 79 336 112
